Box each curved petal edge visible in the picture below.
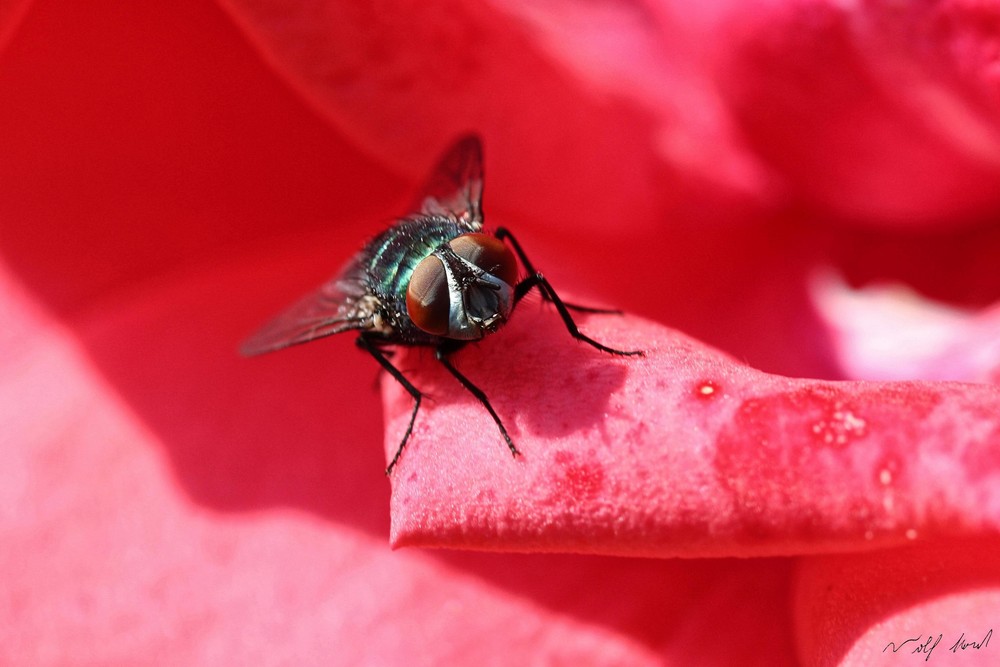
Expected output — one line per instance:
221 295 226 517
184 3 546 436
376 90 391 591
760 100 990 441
385 310 1000 557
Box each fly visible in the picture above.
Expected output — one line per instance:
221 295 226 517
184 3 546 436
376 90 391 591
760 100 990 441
242 135 642 474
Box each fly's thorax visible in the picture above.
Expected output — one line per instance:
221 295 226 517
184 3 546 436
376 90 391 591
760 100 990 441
405 232 518 341
364 217 474 300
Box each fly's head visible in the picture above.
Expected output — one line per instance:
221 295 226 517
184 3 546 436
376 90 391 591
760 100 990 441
405 232 518 341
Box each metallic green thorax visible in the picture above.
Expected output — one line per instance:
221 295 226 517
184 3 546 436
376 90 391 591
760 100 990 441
363 215 476 342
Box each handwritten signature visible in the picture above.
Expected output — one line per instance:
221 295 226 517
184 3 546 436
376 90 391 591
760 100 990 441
883 629 991 661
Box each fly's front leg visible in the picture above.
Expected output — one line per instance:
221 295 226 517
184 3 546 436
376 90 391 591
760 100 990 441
513 274 643 357
435 342 519 459
494 226 621 315
356 336 423 475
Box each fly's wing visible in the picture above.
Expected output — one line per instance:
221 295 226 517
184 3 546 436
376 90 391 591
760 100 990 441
413 134 484 226
240 256 376 356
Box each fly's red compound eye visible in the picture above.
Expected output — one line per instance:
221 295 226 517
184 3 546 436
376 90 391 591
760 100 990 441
448 233 518 287
406 255 450 335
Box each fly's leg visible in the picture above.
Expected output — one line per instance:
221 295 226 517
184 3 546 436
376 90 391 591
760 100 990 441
513 274 643 357
494 227 621 315
435 343 520 459
493 228 642 356
356 336 422 475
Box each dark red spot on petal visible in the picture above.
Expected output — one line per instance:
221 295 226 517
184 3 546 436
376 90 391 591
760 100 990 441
549 450 605 501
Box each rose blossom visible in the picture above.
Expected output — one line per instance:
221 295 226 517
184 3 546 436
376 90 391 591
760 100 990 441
2 1 999 665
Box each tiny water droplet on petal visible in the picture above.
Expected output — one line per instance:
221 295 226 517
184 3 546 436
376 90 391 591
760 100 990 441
694 380 721 399
809 402 868 449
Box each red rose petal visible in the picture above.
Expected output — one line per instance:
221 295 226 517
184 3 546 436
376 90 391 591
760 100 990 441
217 0 1000 231
5 0 1000 663
216 0 774 237
386 309 1000 557
0 0 32 53
0 0 401 314
794 538 1000 666
717 0 1000 228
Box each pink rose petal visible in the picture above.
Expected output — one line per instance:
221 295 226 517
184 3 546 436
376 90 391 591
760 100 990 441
0 242 800 666
811 271 1000 382
387 308 1000 556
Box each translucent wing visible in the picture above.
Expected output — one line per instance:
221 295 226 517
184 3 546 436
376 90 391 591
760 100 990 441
240 256 377 356
413 134 484 225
